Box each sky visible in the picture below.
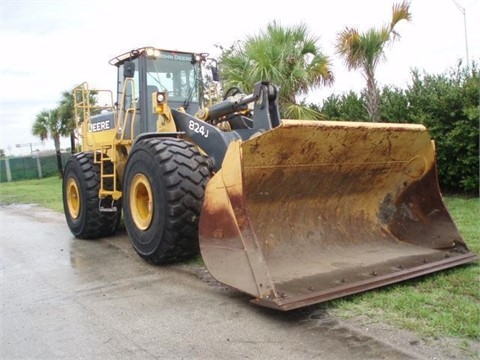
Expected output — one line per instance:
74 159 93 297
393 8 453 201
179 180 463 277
1 0 479 156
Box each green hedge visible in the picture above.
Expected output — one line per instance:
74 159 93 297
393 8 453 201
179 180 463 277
318 61 479 195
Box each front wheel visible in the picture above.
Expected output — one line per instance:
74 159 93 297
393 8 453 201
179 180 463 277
63 152 122 239
123 137 210 264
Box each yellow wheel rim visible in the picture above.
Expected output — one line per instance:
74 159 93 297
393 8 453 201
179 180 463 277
130 173 153 230
66 178 80 219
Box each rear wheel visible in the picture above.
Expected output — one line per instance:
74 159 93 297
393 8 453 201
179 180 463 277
63 152 122 239
123 137 210 264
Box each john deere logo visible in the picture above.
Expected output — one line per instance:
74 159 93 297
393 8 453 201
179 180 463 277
88 119 112 132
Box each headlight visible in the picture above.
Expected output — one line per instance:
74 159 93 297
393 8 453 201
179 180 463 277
156 92 165 103
146 48 161 58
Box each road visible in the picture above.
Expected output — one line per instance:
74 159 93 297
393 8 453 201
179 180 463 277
0 204 462 359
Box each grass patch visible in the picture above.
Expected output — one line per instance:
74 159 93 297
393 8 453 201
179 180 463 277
0 176 63 212
1 177 479 340
329 195 480 340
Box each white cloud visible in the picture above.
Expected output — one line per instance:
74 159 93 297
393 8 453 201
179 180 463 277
1 0 478 155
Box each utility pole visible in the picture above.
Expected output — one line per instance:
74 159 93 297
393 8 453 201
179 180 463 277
15 142 44 154
451 0 470 67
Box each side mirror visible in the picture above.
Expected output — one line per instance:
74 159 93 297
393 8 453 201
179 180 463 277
210 61 220 82
123 60 135 78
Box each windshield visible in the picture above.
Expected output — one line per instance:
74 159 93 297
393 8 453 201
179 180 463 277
145 51 199 104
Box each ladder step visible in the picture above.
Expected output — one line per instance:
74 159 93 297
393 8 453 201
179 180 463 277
98 197 118 212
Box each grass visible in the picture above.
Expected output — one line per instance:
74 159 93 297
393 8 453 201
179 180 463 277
329 196 480 341
0 176 479 341
0 176 64 212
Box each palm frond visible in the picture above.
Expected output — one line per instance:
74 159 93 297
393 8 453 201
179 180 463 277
282 101 325 120
219 20 333 108
32 108 59 140
391 1 412 29
335 27 363 70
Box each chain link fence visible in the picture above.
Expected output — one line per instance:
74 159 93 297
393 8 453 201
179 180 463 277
0 153 72 182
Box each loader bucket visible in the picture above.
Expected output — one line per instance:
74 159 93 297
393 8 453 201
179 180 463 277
198 120 478 311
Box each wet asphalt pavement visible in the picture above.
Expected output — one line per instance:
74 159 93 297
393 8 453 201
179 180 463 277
0 204 453 359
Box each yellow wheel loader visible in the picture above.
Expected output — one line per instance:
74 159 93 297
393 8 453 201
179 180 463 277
63 46 478 311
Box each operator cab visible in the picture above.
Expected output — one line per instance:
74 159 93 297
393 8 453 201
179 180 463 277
109 47 213 136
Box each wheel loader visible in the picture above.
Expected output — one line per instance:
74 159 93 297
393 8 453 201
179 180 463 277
63 46 478 311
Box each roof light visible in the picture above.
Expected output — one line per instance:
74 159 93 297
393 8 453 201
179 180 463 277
145 48 161 58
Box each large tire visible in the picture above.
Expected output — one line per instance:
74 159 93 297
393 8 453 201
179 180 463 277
123 137 210 264
63 152 122 239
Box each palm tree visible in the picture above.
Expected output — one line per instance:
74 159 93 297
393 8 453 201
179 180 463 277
59 87 100 152
219 21 334 119
58 90 77 152
32 108 70 177
335 1 411 121
32 87 99 177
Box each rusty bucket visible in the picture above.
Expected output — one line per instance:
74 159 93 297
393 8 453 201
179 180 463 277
199 120 478 310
